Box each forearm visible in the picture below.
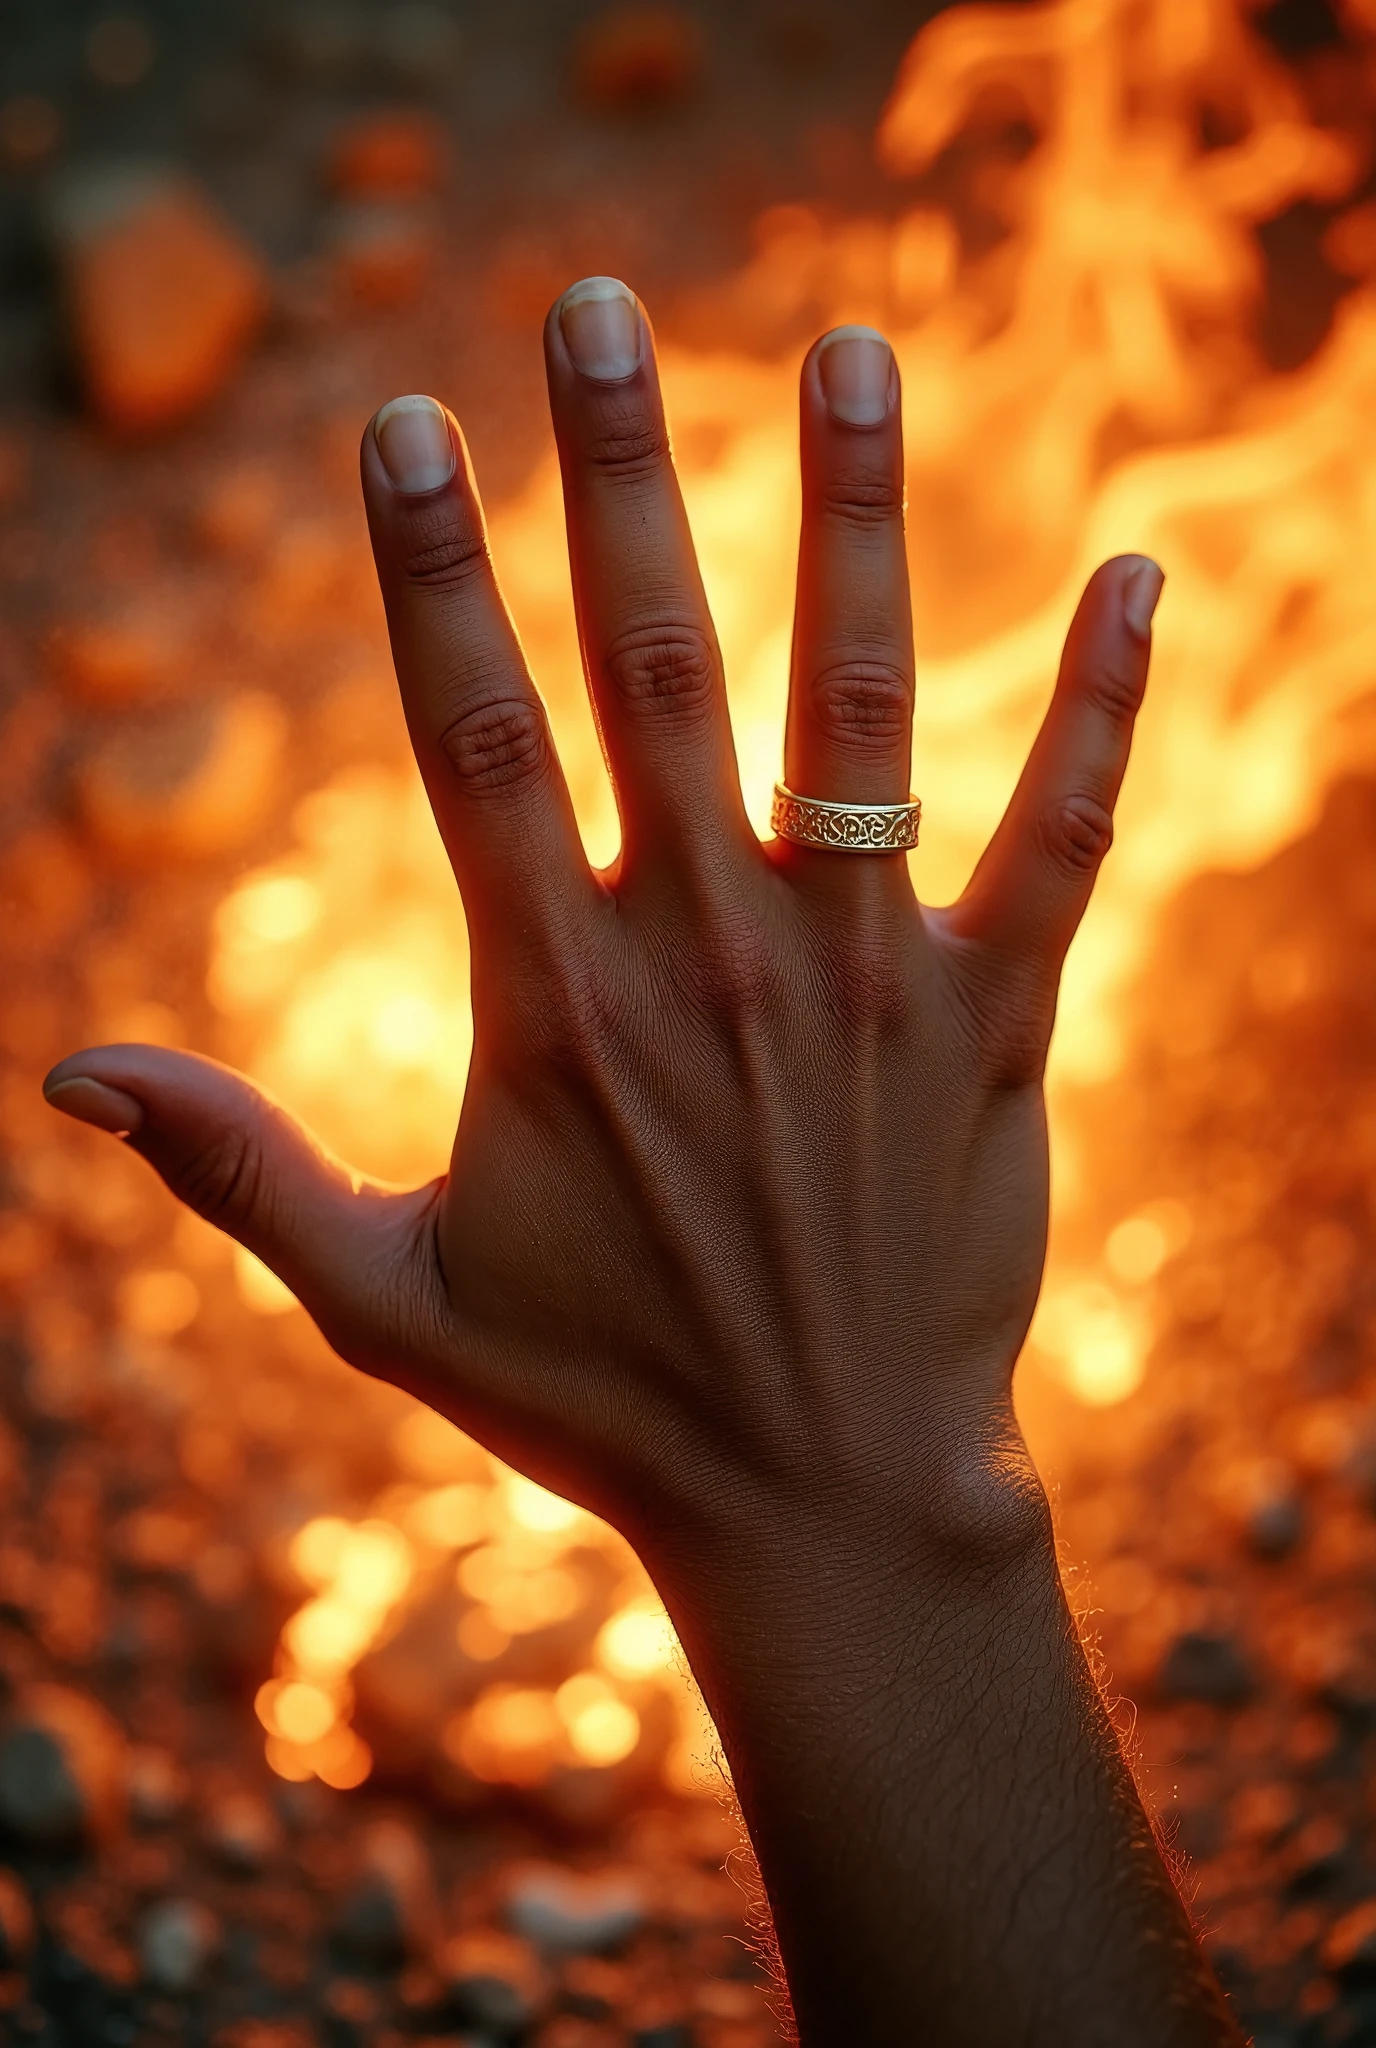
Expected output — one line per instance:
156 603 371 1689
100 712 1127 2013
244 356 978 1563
657 1465 1242 2048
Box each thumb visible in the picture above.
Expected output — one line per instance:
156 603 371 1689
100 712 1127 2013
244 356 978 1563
42 1044 445 1374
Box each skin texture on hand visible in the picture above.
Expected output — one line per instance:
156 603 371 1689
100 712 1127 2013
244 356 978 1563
46 283 1241 2046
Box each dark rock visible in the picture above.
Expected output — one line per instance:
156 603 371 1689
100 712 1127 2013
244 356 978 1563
34 1940 135 2045
560 1955 625 2018
332 1876 406 1970
273 1779 337 1834
1248 1489 1305 1558
1332 1993 1376 2043
1286 1815 1351 1895
331 1820 434 1970
138 1898 219 1991
437 1930 549 2035
506 1864 647 1953
321 1976 381 2046
202 1789 280 1874
126 1746 186 1827
1158 1630 1255 1707
0 1686 125 1843
1320 1675 1376 1738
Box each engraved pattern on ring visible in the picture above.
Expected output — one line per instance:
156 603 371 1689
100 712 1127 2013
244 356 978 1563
770 786 922 853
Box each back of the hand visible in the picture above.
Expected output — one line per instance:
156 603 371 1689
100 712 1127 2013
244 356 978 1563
46 280 1161 1575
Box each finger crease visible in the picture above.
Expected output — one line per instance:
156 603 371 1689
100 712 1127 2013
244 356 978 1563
401 528 490 588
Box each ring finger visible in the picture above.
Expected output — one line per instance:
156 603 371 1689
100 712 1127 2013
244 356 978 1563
783 327 915 823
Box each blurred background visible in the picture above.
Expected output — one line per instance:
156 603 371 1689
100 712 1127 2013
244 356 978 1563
4 1 1376 2044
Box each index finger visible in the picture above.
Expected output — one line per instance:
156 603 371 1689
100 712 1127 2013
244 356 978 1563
361 396 596 968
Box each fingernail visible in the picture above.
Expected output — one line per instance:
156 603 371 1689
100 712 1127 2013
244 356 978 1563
373 395 456 495
43 1076 144 1137
817 326 894 426
558 276 643 382
1123 557 1165 639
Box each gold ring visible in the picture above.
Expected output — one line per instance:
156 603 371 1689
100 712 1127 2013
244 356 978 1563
770 784 921 853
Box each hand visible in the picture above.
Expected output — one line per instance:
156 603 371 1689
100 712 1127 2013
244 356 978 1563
44 289 1150 1548
47 280 1236 2046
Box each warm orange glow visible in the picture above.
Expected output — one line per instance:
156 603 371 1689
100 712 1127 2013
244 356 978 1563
597 1595 678 1680
392 1406 487 1482
450 1685 564 1786
503 1472 586 1534
266 1518 415 1782
235 0 1376 1789
457 1609 512 1662
333 1522 412 1609
117 1267 200 1336
1032 1276 1147 1407
282 1596 375 1675
1104 1201 1191 1285
263 1734 315 1783
289 1516 352 1588
310 1726 373 1791
234 1244 296 1316
270 1681 337 1745
406 1482 489 1550
557 1673 641 1766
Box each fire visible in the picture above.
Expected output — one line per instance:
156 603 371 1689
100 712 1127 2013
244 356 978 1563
207 0 1376 1784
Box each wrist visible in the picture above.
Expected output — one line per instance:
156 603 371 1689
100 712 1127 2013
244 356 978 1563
647 1422 1059 1657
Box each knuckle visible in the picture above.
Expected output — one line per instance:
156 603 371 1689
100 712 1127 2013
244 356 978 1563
704 921 775 1014
438 696 548 795
828 933 909 1028
810 658 913 752
173 1122 264 1233
1081 651 1146 721
397 503 489 589
602 622 717 725
822 468 904 527
950 947 1050 1088
1039 792 1114 876
991 1004 1054 1089
582 394 670 477
525 957 616 1075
